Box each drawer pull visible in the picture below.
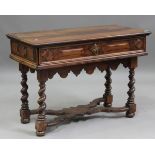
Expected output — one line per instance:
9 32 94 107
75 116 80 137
91 44 100 56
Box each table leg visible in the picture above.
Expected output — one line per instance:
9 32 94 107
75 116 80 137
35 70 48 136
103 67 113 107
126 67 136 118
19 63 30 124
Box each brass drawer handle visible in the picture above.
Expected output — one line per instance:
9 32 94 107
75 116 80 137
91 44 100 56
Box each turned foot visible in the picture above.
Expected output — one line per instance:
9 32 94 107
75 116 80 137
35 117 47 136
20 109 30 123
126 103 136 118
104 95 113 107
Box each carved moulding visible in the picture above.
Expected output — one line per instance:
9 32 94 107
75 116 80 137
47 59 130 79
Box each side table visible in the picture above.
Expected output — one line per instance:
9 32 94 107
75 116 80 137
7 25 151 136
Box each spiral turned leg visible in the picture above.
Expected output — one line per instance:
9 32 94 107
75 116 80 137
19 64 30 124
35 71 48 136
126 68 136 118
103 67 113 107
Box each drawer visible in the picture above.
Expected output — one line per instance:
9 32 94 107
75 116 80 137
39 43 102 62
38 37 145 64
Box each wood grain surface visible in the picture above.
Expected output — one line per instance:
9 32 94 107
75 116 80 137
7 25 151 46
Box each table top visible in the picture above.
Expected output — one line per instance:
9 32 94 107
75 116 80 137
7 25 150 46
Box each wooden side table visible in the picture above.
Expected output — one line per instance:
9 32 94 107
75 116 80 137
7 25 151 136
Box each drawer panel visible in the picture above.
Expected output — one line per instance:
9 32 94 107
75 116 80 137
102 41 130 54
11 40 36 62
39 37 145 63
39 43 103 62
60 48 84 59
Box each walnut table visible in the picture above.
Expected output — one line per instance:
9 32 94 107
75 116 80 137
7 25 151 136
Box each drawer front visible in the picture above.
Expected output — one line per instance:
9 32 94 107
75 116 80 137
39 43 103 62
39 37 145 63
102 41 130 54
11 40 36 62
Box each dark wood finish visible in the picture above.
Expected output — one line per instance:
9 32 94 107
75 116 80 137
7 25 151 136
29 98 129 127
35 70 48 136
7 25 150 46
126 67 136 118
11 40 37 62
38 37 145 63
19 64 30 124
126 58 137 118
38 59 133 79
103 67 113 107
7 25 150 70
